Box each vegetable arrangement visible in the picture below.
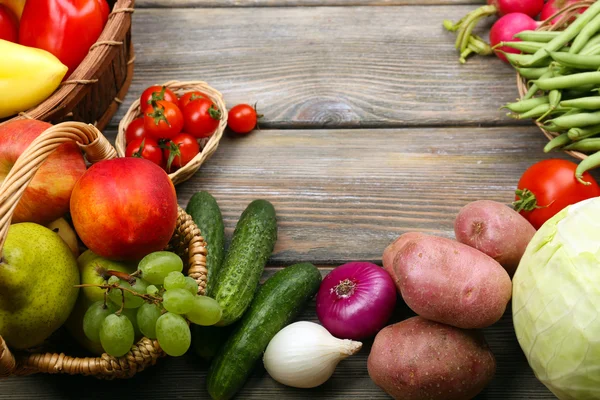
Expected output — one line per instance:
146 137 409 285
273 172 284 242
0 0 110 118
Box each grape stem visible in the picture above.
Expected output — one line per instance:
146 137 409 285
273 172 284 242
74 283 163 305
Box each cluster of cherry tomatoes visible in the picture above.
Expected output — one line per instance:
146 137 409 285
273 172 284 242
125 85 260 173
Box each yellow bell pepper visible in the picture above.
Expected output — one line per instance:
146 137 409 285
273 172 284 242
0 39 67 118
0 0 25 19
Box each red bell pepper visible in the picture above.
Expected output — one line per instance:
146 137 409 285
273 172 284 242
19 0 110 76
0 4 18 42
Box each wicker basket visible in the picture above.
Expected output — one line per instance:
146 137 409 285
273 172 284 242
0 0 135 131
516 0 595 161
0 122 209 379
116 81 228 185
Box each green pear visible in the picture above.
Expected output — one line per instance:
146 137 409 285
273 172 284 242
64 250 137 354
0 223 79 350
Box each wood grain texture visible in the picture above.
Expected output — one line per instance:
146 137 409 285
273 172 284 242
116 6 520 128
137 0 484 8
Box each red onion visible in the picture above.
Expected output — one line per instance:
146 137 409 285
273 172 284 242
316 262 396 340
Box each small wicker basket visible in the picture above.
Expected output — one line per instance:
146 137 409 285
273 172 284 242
116 81 228 186
0 122 208 379
516 0 595 161
0 0 135 131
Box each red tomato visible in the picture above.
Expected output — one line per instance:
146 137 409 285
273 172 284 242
19 0 106 76
143 100 184 140
0 4 18 42
228 104 261 134
97 0 109 25
163 133 200 172
125 137 164 167
179 91 208 110
125 117 146 145
514 159 600 229
140 86 179 108
182 99 221 138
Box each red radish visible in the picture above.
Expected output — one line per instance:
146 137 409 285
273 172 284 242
541 0 587 25
490 13 539 63
444 0 544 62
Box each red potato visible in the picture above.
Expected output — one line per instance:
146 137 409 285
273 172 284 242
368 316 496 400
454 200 536 277
384 232 512 329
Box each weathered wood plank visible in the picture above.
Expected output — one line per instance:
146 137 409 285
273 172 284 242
117 7 518 128
136 0 484 8
99 126 568 265
0 270 553 399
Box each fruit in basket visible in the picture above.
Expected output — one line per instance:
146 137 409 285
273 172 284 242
183 98 222 138
0 5 18 42
140 86 179 108
179 91 208 109
78 250 137 302
144 100 184 140
163 133 200 172
0 120 86 224
19 0 108 75
125 117 147 145
0 223 79 349
0 41 68 118
490 13 539 63
99 313 135 357
70 158 178 261
46 217 80 257
125 137 164 167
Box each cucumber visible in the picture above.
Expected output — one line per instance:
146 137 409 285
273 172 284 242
207 263 322 400
185 191 225 296
191 324 232 360
212 199 277 326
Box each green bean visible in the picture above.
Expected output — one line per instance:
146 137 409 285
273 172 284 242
518 104 570 119
497 41 545 54
582 43 600 56
516 67 550 80
523 69 555 100
515 30 561 43
504 52 552 68
568 124 600 140
563 138 600 152
502 96 549 113
576 150 600 184
542 122 568 132
560 96 600 110
538 87 562 121
544 133 572 152
580 33 600 54
570 13 600 54
525 1 600 66
548 110 600 128
535 71 600 90
563 86 599 99
546 51 600 70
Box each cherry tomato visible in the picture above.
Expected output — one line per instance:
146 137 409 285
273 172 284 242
163 133 200 172
182 99 221 138
143 100 184 140
513 159 600 230
179 91 209 110
97 0 110 25
0 5 18 42
125 137 164 167
125 117 146 145
19 0 106 75
140 85 179 108
228 104 261 134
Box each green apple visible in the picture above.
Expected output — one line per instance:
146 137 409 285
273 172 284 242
0 223 79 350
78 249 137 302
64 250 137 354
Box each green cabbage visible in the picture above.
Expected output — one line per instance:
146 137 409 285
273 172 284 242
513 197 600 400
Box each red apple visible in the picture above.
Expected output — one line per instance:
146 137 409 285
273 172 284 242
0 119 86 225
69 157 178 261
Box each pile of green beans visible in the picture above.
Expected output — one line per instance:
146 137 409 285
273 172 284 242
502 1 600 184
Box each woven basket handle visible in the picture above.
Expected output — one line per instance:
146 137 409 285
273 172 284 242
0 122 116 256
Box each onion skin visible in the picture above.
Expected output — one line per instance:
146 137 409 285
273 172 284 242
316 262 396 340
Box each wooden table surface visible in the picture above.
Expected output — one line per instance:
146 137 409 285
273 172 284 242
1 1 569 398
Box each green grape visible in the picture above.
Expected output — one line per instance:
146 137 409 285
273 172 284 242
184 277 199 295
83 301 114 342
121 307 143 340
107 278 146 309
107 275 120 285
155 313 191 357
162 288 194 314
138 251 183 285
164 271 186 290
146 285 159 295
186 295 223 326
99 313 135 357
137 303 162 339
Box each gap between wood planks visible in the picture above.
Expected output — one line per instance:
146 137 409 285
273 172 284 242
135 0 485 9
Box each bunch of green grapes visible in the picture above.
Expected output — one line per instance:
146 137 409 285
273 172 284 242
82 251 222 357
